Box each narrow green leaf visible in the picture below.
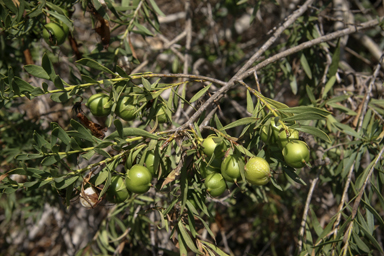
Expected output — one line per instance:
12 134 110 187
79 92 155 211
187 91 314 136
333 122 361 138
234 144 255 158
220 117 258 130
306 85 316 104
291 125 331 143
178 231 188 256
200 241 229 256
105 127 159 140
94 148 111 158
190 84 212 103
149 0 166 16
70 119 95 142
56 176 79 189
322 76 336 99
52 126 71 146
24 65 50 79
246 90 254 114
310 207 323 237
3 0 17 14
362 199 382 229
289 74 298 95
356 221 384 253
42 53 56 80
300 53 312 79
264 97 289 109
53 76 64 89
99 170 111 199
327 103 357 116
283 167 307 186
141 77 152 90
104 0 121 20
372 183 384 209
352 230 371 253
24 180 39 188
50 91 71 103
41 155 64 166
194 215 216 243
13 77 34 95
279 106 330 116
76 58 115 75
114 119 124 138
133 21 154 36
15 154 43 160
329 40 340 77
177 222 202 254
282 113 327 122
45 10 73 31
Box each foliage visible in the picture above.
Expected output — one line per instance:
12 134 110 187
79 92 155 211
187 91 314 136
1 0 384 255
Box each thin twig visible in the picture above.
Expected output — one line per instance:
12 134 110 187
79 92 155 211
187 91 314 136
357 55 383 131
177 0 323 131
297 175 319 253
239 18 381 80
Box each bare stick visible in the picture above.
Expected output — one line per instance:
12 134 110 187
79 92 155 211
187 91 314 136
357 56 383 131
297 175 319 253
239 18 381 80
232 0 316 80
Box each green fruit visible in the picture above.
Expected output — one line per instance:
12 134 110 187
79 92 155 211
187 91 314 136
202 136 226 158
282 141 310 168
205 173 226 197
261 125 275 145
115 96 137 121
42 22 67 46
125 165 153 194
244 157 271 185
270 120 283 139
144 151 156 175
277 128 299 149
200 158 221 178
86 93 111 117
106 176 130 204
221 155 244 182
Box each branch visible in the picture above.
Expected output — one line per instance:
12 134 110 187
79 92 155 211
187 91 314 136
297 175 319 254
239 18 381 80
178 0 316 130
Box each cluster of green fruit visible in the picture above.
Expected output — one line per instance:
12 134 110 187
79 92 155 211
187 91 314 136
86 93 168 122
200 136 272 197
42 11 69 46
86 118 310 204
104 151 156 204
261 119 310 168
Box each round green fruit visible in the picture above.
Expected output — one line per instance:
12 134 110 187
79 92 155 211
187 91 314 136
282 141 310 168
106 176 130 204
42 22 67 46
277 128 299 149
200 158 221 178
221 155 244 183
86 93 111 117
115 96 137 121
125 165 152 194
205 173 226 197
270 120 283 138
261 125 275 145
202 136 226 158
144 151 156 175
244 157 271 185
